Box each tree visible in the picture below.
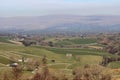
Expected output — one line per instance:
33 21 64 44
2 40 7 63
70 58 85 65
73 65 111 80
12 66 23 80
42 55 47 66
22 40 32 47
22 40 36 47
48 41 54 47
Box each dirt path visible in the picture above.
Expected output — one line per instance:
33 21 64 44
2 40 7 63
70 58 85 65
88 45 103 49
9 40 23 45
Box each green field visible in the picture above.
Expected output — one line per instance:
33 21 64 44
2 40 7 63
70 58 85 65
39 46 114 57
0 37 11 43
54 38 97 46
0 38 119 80
0 41 118 68
0 56 10 64
0 42 106 67
108 61 120 69
0 43 66 62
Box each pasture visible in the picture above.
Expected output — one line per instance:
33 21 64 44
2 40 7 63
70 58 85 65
54 38 97 46
0 39 119 80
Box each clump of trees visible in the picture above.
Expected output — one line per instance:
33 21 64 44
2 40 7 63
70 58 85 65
12 66 23 80
73 65 112 80
21 40 36 47
32 66 58 80
31 55 58 80
100 56 120 66
1 66 23 80
98 33 120 55
48 41 54 47
106 43 120 55
25 59 40 71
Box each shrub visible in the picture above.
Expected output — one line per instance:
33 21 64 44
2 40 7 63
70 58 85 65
12 66 23 80
73 65 112 80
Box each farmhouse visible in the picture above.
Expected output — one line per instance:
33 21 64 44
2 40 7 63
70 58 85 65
66 53 72 57
10 63 18 67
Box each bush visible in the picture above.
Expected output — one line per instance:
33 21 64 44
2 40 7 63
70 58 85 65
12 66 23 80
73 65 112 80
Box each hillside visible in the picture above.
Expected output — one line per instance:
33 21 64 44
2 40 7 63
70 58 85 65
0 35 120 79
0 15 120 33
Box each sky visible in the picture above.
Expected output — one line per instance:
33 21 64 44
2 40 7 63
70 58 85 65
0 0 120 17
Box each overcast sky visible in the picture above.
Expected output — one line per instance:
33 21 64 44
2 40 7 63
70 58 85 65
0 0 120 17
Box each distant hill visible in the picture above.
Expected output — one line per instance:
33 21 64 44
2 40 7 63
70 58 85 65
0 15 120 33
42 23 120 33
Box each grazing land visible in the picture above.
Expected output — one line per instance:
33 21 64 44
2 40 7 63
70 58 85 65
0 33 119 80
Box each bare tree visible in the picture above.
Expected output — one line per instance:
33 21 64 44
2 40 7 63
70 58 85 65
12 66 23 80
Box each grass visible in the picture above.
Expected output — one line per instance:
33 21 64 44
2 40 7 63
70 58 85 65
108 61 120 69
68 55 102 69
0 37 11 43
0 56 10 64
0 41 120 80
54 38 97 46
0 63 6 67
0 41 119 71
0 42 104 69
40 47 114 57
21 47 66 62
0 36 120 80
48 64 68 69
0 43 66 63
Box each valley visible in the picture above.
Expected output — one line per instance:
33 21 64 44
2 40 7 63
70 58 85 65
0 33 119 80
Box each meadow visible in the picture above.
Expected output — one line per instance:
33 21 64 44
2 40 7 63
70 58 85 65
0 37 120 80
54 38 97 45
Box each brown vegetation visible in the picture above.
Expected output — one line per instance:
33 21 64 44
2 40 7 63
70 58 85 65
73 65 112 80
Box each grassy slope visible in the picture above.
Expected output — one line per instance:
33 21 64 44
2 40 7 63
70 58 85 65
0 41 118 70
0 37 11 43
68 55 102 69
0 42 103 69
40 47 114 57
54 38 97 46
0 43 66 63
0 35 119 79
108 61 120 69
0 56 10 64
35 46 113 69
